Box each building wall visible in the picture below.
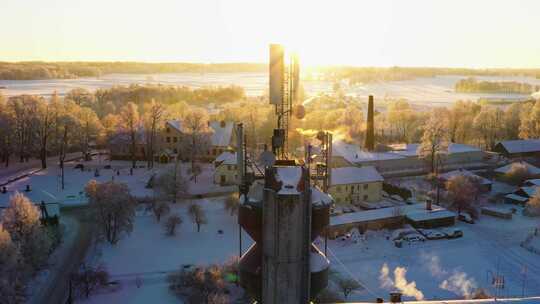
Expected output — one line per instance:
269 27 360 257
214 164 239 185
328 181 382 205
159 124 184 154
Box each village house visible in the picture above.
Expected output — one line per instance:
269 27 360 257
213 151 239 185
205 121 235 161
328 166 384 205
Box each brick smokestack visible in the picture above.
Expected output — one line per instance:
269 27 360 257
364 95 375 151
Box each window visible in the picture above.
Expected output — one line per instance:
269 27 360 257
166 137 170 143
363 195 368 201
173 148 178 154
220 175 226 184
227 165 232 171
173 137 177 143
337 186 341 192
166 128 170 133
364 184 368 190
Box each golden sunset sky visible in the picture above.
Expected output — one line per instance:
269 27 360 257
1 0 539 68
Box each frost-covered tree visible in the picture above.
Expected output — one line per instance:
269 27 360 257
2 192 40 243
143 99 165 169
0 224 24 304
119 102 140 169
1 192 52 271
417 110 449 174
181 108 211 174
446 175 478 214
85 180 136 244
473 106 504 150
154 167 188 204
164 214 183 236
525 189 540 217
188 204 207 233
504 162 531 185
223 194 239 216
519 100 540 139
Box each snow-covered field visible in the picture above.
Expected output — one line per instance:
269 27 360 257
1 73 538 105
0 159 235 208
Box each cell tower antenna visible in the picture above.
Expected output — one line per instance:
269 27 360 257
269 44 300 160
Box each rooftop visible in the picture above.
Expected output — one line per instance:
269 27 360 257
331 166 384 186
209 121 234 147
494 161 540 175
496 139 540 154
390 143 482 157
438 169 492 185
333 140 404 164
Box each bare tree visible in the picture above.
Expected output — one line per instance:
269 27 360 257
72 263 109 299
8 95 39 163
120 102 140 170
188 204 207 232
36 97 53 169
153 201 171 222
167 264 228 304
85 180 136 245
143 99 165 169
336 277 361 299
519 100 540 139
181 108 211 175
417 110 449 175
154 167 188 204
164 214 183 236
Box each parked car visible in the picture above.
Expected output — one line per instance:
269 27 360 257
417 229 447 240
104 164 112 169
446 228 463 239
74 163 84 169
458 213 474 224
402 233 426 242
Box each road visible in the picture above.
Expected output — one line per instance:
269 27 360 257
28 207 96 304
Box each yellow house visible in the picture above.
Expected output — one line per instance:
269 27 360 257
328 166 383 205
213 151 239 185
205 121 235 161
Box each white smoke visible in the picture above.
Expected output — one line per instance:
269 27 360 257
379 263 425 300
421 253 447 278
439 271 478 299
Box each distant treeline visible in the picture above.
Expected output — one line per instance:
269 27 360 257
3 61 540 83
455 77 540 94
0 62 267 80
306 66 540 84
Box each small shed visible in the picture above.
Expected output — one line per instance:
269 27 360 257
406 209 456 229
504 193 529 205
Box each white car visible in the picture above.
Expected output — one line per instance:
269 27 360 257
417 229 447 240
402 234 426 242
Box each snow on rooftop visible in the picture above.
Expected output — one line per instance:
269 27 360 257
406 209 456 222
333 140 404 164
497 139 540 154
215 151 236 165
494 161 540 175
311 186 333 206
275 166 303 195
438 169 492 185
518 186 539 198
390 143 481 157
505 193 529 202
331 166 383 186
210 121 234 147
525 179 540 186
166 119 182 132
330 203 451 227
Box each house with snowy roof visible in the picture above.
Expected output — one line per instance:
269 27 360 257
206 121 235 160
438 168 492 192
494 161 540 177
213 151 239 185
328 166 384 205
494 139 540 158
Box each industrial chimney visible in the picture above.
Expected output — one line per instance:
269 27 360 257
364 95 375 151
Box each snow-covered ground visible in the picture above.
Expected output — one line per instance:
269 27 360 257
0 159 235 208
76 192 540 303
81 197 252 304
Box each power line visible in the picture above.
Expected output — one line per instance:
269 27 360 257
326 246 379 299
